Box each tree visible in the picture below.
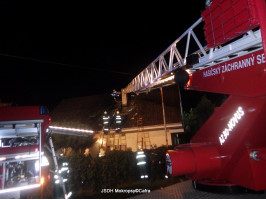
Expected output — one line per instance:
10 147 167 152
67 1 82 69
183 95 215 140
52 134 96 154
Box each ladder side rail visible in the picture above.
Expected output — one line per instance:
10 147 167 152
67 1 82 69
50 130 93 137
194 29 262 69
124 17 204 94
184 30 191 63
49 137 67 198
48 137 59 176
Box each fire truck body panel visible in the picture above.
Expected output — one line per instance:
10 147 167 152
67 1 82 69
186 49 266 97
0 106 50 197
189 95 266 190
0 106 50 142
168 68 266 191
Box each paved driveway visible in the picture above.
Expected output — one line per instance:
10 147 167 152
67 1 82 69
130 180 266 199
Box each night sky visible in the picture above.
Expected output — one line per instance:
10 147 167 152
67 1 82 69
0 1 206 109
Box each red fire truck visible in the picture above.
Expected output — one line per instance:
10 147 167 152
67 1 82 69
166 0 266 193
0 106 50 198
0 105 93 198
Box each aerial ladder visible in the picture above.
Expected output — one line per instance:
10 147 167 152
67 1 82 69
122 0 266 193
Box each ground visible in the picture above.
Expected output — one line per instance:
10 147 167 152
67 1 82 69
129 180 266 199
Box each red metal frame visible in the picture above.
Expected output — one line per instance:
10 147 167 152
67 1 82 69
202 0 259 48
0 106 50 142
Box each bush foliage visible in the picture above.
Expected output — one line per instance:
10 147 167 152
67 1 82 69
183 95 215 140
51 146 172 198
66 150 139 197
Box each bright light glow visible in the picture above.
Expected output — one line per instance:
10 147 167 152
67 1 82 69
40 177 45 185
54 175 59 179
136 154 145 159
35 161 39 172
65 191 72 199
55 180 60 184
35 154 49 171
15 153 38 159
219 107 245 145
49 126 94 133
140 175 148 179
42 155 49 167
0 184 40 194
0 157 6 161
98 139 103 144
137 151 144 155
61 167 68 171
154 75 174 86
137 161 146 165
63 162 68 166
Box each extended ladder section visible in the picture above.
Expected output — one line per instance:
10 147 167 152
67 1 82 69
123 0 263 94
137 117 151 150
47 125 94 199
0 120 44 193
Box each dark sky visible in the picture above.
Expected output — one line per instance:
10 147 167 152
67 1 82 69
0 1 205 109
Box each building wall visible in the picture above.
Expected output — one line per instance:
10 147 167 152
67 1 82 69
91 123 184 157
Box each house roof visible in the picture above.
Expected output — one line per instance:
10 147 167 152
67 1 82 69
51 85 182 132
50 94 116 131
122 84 182 128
